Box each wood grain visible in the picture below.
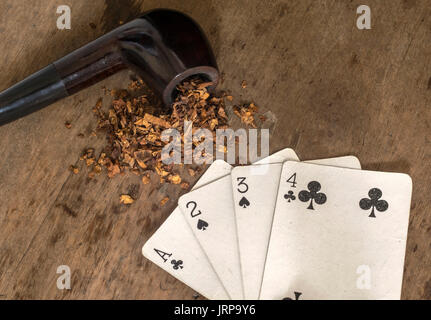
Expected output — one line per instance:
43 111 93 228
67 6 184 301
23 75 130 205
0 0 429 299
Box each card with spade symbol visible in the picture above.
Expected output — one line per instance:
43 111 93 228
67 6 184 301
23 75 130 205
260 161 412 300
177 148 300 300
142 160 232 300
178 171 244 299
231 156 361 300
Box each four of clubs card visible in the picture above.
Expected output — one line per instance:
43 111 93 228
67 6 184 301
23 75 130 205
260 161 412 300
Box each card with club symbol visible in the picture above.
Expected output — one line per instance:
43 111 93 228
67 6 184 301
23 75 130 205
231 156 361 300
142 160 232 300
260 161 412 300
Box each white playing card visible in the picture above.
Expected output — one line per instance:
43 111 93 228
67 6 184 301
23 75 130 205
304 156 361 169
231 156 361 300
261 161 412 300
142 160 232 300
178 148 299 300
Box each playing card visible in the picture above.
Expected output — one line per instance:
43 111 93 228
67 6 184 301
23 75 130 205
178 148 299 299
232 156 361 300
260 161 412 300
142 160 232 300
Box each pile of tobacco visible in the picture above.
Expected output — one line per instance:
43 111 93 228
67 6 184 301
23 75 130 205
73 77 260 201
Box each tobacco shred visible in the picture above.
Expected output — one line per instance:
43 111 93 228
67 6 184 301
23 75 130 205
120 195 134 205
188 168 196 177
69 165 79 174
233 102 258 128
160 197 169 207
180 182 190 190
142 175 151 185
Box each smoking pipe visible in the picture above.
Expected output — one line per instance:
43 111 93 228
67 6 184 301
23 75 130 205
0 9 219 126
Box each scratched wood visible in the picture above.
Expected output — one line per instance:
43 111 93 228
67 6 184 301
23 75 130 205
0 0 429 300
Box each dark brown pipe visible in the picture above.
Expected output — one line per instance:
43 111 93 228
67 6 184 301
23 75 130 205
0 9 219 126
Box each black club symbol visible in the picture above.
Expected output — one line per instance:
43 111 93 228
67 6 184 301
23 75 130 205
359 188 388 218
298 181 327 210
284 191 296 202
171 260 183 270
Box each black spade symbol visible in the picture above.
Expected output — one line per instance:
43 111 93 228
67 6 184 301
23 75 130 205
197 219 209 231
283 291 302 300
239 197 250 208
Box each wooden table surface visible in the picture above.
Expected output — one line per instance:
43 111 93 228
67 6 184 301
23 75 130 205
0 0 429 300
